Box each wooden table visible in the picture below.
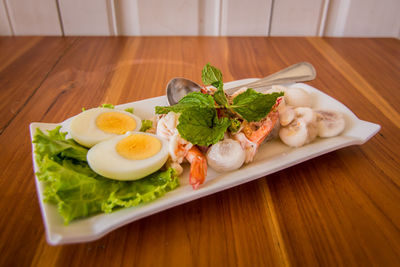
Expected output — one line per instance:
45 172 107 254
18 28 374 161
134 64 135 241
0 37 399 266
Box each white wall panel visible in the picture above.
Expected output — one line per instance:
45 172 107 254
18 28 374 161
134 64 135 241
270 0 324 36
116 0 220 36
59 0 115 35
115 0 140 35
221 0 272 36
0 0 398 37
199 0 221 36
135 0 199 35
324 0 400 37
5 0 62 35
0 1 12 35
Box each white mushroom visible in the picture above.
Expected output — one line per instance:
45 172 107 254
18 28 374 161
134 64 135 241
279 119 309 147
206 139 245 172
285 87 312 107
279 107 318 147
277 98 295 126
315 110 345 137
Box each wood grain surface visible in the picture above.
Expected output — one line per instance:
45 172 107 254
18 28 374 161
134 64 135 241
0 37 399 267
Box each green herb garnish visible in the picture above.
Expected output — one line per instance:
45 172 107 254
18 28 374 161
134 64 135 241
156 64 283 146
124 107 134 114
100 103 114 109
140 120 153 132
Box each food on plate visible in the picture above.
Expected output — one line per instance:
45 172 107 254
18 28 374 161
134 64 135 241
32 63 347 224
154 64 283 188
155 112 207 189
279 107 318 148
206 138 245 172
33 126 178 224
154 64 346 187
277 100 295 126
69 107 142 147
315 110 346 138
283 86 312 107
87 132 169 180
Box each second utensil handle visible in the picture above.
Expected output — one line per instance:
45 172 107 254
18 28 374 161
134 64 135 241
225 62 316 94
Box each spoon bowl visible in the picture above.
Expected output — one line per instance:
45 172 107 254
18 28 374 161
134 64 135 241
166 78 202 106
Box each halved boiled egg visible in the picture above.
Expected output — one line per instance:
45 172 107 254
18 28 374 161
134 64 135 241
87 132 169 180
69 107 142 147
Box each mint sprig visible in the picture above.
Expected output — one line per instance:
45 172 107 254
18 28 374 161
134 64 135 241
202 63 229 107
156 63 284 145
177 107 231 146
156 92 215 114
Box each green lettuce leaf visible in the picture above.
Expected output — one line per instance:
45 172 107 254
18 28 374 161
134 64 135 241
124 107 134 114
33 127 88 162
140 119 153 132
100 103 114 109
33 127 179 224
231 90 284 122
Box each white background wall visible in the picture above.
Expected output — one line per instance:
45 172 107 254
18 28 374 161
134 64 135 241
0 0 399 37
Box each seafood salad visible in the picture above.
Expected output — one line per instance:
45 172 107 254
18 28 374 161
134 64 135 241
31 63 345 224
152 64 346 189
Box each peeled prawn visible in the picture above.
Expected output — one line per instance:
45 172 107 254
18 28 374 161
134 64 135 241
244 111 279 145
233 111 279 163
185 146 207 189
156 112 207 189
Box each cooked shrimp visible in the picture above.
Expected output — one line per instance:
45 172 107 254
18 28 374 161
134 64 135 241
156 112 206 189
243 111 279 145
185 146 207 189
156 112 179 140
233 111 279 163
232 132 258 163
169 133 193 164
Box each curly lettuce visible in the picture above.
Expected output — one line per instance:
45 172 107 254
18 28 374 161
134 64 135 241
33 127 179 224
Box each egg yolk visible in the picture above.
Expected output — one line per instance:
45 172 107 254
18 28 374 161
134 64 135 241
116 134 162 160
96 112 136 134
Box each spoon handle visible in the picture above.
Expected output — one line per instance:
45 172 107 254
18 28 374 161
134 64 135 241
225 62 316 94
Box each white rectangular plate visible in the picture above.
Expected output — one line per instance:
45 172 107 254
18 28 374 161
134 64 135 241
30 80 380 245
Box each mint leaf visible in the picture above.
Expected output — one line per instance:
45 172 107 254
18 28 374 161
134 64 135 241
177 107 230 146
201 64 229 107
213 82 229 107
232 90 283 122
201 63 223 88
156 92 215 114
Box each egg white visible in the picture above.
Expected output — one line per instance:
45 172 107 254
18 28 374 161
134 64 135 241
87 133 169 181
69 107 142 147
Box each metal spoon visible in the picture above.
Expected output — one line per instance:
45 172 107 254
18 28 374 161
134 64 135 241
166 61 316 106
